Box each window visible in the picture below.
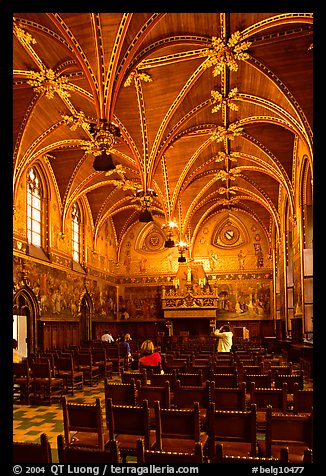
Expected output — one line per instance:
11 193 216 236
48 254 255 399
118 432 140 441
72 202 81 263
27 167 42 247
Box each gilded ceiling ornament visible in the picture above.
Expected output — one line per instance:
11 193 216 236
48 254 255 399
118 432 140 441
211 124 243 142
124 70 152 87
211 87 239 112
61 112 90 132
202 32 251 76
81 121 120 157
217 187 237 195
215 151 239 163
27 67 74 99
13 22 36 45
215 168 242 181
107 179 139 192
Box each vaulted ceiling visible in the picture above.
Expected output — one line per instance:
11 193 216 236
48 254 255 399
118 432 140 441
13 13 313 250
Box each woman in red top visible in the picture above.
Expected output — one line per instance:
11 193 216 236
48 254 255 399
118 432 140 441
138 340 161 370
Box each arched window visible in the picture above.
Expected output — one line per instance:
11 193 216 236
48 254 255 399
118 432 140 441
72 202 81 263
27 167 43 247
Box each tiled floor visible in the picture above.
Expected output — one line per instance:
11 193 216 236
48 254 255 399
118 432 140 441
13 375 121 462
13 362 313 463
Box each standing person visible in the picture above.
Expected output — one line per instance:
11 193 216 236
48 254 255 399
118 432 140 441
101 330 114 343
138 340 162 370
214 325 233 352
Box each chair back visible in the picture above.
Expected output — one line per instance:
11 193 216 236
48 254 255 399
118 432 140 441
214 442 288 463
243 370 273 388
292 383 313 414
136 438 204 463
13 433 52 463
32 361 52 379
274 371 304 393
250 382 288 413
146 369 177 390
173 380 210 409
208 370 238 388
104 378 137 406
57 434 120 463
106 398 152 453
61 396 106 449
263 405 313 459
154 400 201 446
207 402 257 459
175 371 203 387
121 369 147 386
136 380 171 408
210 381 246 411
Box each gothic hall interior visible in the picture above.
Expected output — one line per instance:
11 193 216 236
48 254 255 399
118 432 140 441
12 12 314 466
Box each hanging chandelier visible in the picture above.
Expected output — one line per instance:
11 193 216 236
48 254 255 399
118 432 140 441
136 188 157 222
162 220 179 248
82 119 121 171
176 240 189 263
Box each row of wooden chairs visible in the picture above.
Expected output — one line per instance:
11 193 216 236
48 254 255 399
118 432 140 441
107 376 312 416
59 393 313 464
15 432 306 464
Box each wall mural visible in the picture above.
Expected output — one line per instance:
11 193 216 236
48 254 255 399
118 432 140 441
13 256 117 319
121 286 162 319
213 279 272 318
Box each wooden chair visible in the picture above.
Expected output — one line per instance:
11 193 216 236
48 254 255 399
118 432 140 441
213 442 289 463
56 356 83 395
57 434 120 463
268 362 293 380
164 360 189 373
76 351 99 386
61 396 110 450
257 405 313 463
106 397 156 463
207 402 258 460
104 377 137 406
136 438 204 463
92 348 113 380
249 382 288 431
121 369 147 386
210 381 246 411
212 364 238 375
243 370 273 389
153 400 209 455
136 380 171 426
103 344 124 372
136 380 171 408
238 362 264 383
274 370 304 393
31 360 64 404
174 371 203 387
208 370 238 388
13 433 52 463
173 379 210 428
146 369 177 391
292 382 313 414
13 360 32 404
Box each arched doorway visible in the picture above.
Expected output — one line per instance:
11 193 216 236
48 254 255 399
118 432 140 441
79 293 93 343
13 287 39 355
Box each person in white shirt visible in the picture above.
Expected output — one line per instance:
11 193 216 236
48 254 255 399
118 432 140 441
214 325 233 352
101 331 114 343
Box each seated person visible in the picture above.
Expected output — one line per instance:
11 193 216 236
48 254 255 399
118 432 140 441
118 333 132 358
13 338 22 363
138 340 162 370
101 330 114 343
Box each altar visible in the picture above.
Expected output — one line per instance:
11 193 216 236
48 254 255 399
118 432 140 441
161 262 218 320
